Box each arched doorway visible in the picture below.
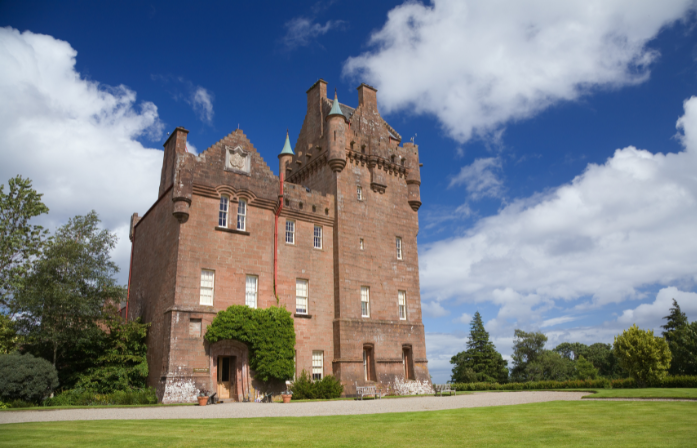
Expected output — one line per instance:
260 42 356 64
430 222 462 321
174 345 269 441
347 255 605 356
209 340 250 402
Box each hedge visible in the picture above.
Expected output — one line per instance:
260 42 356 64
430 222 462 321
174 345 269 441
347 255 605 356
450 376 697 391
44 387 158 406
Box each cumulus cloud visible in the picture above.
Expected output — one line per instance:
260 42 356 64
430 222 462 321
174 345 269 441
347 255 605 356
344 0 696 142
617 286 697 327
449 157 504 200
422 301 451 317
420 96 697 323
281 17 346 51
0 27 164 284
453 313 472 325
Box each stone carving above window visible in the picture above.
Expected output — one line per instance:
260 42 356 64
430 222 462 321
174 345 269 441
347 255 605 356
225 145 251 174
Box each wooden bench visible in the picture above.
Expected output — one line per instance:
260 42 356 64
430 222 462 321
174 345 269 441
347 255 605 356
356 385 381 400
434 384 455 396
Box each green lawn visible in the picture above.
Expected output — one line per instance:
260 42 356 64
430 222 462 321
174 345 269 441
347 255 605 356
1 401 695 447
584 388 697 399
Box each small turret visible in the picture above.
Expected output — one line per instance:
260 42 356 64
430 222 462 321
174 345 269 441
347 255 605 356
278 130 294 180
326 89 347 173
404 141 422 211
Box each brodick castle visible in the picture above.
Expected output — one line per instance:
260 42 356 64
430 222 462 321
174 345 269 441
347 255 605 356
127 79 431 402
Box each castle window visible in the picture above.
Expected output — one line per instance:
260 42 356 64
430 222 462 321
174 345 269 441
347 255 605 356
189 318 202 337
285 220 295 244
396 237 403 260
296 279 308 314
245 275 258 308
312 205 316 212
219 196 229 228
401 158 405 166
200 269 215 306
357 185 363 201
312 350 324 381
391 155 395 163
361 286 370 318
314 225 322 249
361 145 365 154
237 199 247 231
360 238 364 250
398 290 406 320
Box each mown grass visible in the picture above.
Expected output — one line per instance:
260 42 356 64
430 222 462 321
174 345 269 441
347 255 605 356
0 401 695 447
584 388 697 399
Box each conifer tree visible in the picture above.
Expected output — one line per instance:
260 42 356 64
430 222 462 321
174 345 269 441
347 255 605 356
450 312 508 383
662 299 688 342
662 299 697 375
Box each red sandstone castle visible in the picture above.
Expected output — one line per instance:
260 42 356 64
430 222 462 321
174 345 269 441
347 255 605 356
127 80 430 402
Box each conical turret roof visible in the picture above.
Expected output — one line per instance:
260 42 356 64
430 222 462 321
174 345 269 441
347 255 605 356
328 89 344 117
279 130 294 156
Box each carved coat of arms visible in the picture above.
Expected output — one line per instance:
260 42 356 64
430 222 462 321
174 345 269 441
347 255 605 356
225 146 250 173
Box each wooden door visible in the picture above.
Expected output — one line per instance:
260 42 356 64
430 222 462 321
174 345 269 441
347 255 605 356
217 356 231 399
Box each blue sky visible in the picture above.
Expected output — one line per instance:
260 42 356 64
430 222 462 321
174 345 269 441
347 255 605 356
2 0 697 382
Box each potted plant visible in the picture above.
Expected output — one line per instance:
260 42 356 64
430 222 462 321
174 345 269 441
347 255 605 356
197 390 209 406
282 381 293 403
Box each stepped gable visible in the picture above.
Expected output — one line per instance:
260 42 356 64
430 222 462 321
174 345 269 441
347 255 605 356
191 129 279 207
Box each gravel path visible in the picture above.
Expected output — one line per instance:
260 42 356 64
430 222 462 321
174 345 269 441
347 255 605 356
0 391 586 424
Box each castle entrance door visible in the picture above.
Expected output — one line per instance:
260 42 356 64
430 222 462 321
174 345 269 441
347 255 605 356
217 356 237 399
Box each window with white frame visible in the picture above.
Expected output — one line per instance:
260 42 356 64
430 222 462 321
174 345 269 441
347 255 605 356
245 275 258 308
219 196 229 227
357 185 363 201
396 237 403 260
237 199 246 231
313 225 322 249
312 351 323 381
398 290 406 320
361 286 370 317
296 279 308 314
360 238 364 250
200 269 214 306
285 220 295 244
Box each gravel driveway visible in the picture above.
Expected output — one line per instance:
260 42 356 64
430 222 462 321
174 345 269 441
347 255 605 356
0 391 586 424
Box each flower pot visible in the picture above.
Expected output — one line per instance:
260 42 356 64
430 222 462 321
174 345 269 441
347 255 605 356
198 396 208 406
281 394 292 403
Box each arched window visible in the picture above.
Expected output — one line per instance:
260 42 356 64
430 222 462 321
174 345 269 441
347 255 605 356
219 196 229 228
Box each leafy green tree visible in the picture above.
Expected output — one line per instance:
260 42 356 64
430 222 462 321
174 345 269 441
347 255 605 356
0 176 49 309
72 315 150 393
661 299 697 375
450 312 508 383
14 211 124 367
575 355 599 380
553 342 588 361
0 314 21 354
0 353 59 403
510 329 547 382
524 350 575 382
613 324 671 387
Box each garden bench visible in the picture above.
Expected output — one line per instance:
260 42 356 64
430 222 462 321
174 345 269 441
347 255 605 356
356 385 381 400
434 384 455 396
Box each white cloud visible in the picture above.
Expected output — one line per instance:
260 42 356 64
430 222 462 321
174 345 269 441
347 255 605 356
191 87 214 124
449 157 504 200
420 96 697 317
453 313 472 324
282 17 346 51
617 286 697 327
0 27 164 284
344 0 695 142
541 315 579 328
422 301 451 317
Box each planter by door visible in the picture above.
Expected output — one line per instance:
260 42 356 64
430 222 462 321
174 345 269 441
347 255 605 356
198 396 208 406
282 394 292 404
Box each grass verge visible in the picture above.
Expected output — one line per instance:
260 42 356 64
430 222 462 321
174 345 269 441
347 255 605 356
0 401 695 447
583 388 697 399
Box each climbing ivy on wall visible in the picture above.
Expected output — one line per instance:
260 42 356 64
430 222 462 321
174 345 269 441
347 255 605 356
205 305 295 382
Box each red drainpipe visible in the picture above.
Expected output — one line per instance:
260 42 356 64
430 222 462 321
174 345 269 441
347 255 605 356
274 172 284 299
125 228 135 322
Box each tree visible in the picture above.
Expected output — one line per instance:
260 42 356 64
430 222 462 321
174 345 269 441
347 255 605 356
0 353 59 403
553 342 588 361
613 324 671 387
14 211 124 367
450 312 508 383
510 329 547 382
661 299 697 376
0 314 21 354
575 355 599 380
0 176 49 309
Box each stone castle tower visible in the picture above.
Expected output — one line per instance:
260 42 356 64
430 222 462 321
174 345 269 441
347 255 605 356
127 79 430 402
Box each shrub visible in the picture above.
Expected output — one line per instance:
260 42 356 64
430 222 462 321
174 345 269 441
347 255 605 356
575 356 599 380
660 375 697 388
205 305 295 382
0 353 59 403
613 324 671 387
45 387 157 406
291 370 344 400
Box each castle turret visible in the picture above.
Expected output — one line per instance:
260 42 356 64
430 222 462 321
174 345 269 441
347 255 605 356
404 141 422 211
278 130 294 179
326 89 347 173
